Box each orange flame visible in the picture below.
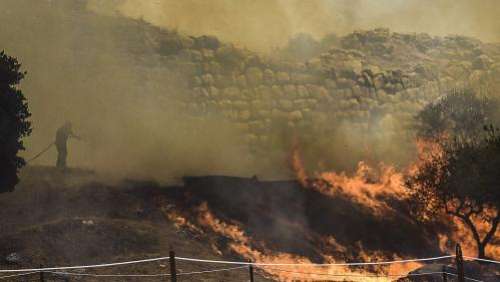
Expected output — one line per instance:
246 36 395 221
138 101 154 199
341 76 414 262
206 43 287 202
292 138 499 260
172 202 421 281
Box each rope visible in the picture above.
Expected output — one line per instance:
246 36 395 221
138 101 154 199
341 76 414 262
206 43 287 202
26 142 54 163
463 256 500 264
175 255 455 266
0 255 456 272
47 266 247 278
48 271 168 278
0 271 39 279
178 266 247 276
0 256 169 273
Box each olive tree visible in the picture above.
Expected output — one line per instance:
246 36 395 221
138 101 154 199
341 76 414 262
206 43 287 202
407 125 499 258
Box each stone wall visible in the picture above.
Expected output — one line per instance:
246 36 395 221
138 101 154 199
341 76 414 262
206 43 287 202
157 29 500 155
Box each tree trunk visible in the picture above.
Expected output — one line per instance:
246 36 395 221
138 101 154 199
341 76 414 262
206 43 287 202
477 243 486 259
460 212 499 259
460 215 484 258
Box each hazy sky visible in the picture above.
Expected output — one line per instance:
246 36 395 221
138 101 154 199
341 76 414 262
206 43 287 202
89 0 500 51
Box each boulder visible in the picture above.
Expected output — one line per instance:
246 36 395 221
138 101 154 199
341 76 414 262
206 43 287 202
279 99 294 111
324 78 337 89
276 71 290 84
294 99 308 109
271 109 288 120
208 86 219 99
239 110 251 121
288 110 303 122
271 85 284 98
283 84 297 98
192 76 202 87
222 87 240 98
194 35 221 50
263 69 275 85
202 73 215 86
233 100 249 110
472 54 493 70
246 67 263 86
296 85 309 98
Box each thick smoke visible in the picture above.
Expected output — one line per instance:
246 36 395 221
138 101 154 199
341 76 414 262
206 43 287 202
1 0 255 181
90 0 500 52
4 0 500 182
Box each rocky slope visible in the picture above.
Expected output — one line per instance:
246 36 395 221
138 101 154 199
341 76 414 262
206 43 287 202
148 25 500 168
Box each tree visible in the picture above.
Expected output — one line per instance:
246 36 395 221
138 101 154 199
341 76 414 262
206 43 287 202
406 126 500 258
0 50 31 193
415 88 497 141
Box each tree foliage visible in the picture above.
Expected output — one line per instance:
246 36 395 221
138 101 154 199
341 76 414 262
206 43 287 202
409 89 500 258
415 89 497 141
0 50 31 193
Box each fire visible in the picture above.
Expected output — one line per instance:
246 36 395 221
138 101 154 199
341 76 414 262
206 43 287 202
160 138 497 281
169 202 420 281
291 148 408 215
292 138 499 260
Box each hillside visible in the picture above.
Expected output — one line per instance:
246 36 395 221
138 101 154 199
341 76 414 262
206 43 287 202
1 167 497 281
1 1 499 281
4 0 500 176
0 167 272 281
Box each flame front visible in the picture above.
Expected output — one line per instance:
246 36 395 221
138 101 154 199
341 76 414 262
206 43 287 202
167 202 421 281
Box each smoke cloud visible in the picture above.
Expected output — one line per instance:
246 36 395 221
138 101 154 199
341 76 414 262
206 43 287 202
3 0 500 182
1 0 256 181
89 0 500 51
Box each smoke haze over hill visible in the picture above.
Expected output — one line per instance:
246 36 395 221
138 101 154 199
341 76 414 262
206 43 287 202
2 0 500 182
1 0 256 181
89 0 500 51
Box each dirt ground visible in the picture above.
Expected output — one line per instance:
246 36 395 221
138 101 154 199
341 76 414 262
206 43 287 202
0 166 272 281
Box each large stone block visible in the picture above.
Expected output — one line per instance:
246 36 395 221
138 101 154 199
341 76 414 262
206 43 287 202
271 85 284 98
337 78 356 89
233 100 249 110
276 71 290 84
192 76 202 87
239 110 251 121
222 87 240 98
201 48 215 60
271 109 288 120
294 99 308 109
279 99 294 111
202 73 215 86
255 85 272 99
208 86 219 99
324 78 337 89
283 84 298 98
236 74 247 88
296 85 309 98
288 110 303 122
246 67 263 86
263 69 275 85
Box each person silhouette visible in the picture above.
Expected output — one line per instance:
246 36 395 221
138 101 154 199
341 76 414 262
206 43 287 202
55 122 80 169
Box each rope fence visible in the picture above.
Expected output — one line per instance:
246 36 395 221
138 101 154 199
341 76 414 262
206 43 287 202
0 244 497 281
175 254 456 266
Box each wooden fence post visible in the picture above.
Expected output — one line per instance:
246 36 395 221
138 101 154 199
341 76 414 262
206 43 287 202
169 247 177 282
39 264 45 282
248 263 254 282
442 265 447 282
455 244 464 282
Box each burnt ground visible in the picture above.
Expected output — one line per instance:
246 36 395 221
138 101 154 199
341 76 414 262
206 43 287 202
0 166 272 281
172 175 443 261
0 166 497 281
